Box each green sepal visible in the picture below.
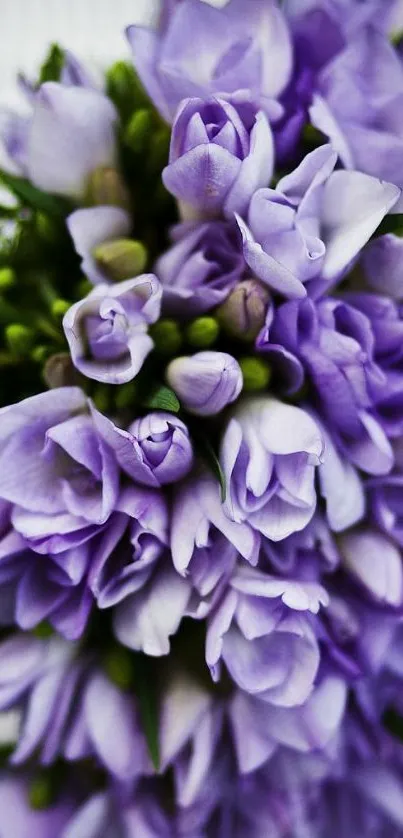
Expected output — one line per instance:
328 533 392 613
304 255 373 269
38 43 65 85
142 385 181 413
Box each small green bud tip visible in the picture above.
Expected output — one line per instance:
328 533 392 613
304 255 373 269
125 109 153 153
51 299 70 318
93 239 147 282
104 647 134 691
33 621 53 638
150 319 183 355
186 317 220 349
0 268 15 290
240 357 272 392
86 167 130 210
5 324 35 356
29 776 53 811
32 345 50 365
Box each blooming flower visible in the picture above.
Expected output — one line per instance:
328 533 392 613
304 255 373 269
63 275 162 384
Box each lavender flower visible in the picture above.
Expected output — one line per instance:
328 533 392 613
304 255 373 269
127 0 292 122
221 397 323 540
67 206 131 286
63 275 162 384
163 96 274 219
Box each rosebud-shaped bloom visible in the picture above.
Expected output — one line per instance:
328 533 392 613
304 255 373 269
156 220 246 317
221 397 323 540
216 279 271 342
162 96 274 218
93 408 194 488
167 351 243 416
63 274 162 384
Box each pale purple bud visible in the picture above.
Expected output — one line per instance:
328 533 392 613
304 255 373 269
166 351 243 416
216 279 271 341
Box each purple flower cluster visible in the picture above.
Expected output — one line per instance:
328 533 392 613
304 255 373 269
1 0 403 834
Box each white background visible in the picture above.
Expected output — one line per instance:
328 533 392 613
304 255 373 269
0 0 229 106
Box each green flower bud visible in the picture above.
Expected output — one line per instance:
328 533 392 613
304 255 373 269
124 109 154 153
239 356 272 392
216 279 270 342
150 319 183 355
0 267 15 291
33 621 54 638
5 324 35 356
104 646 135 691
149 127 171 173
85 166 130 210
35 211 60 244
93 239 147 282
29 775 54 811
51 298 71 319
106 61 148 121
32 345 50 365
186 317 219 349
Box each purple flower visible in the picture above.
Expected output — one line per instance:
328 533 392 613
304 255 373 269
171 471 260 577
236 144 400 299
339 527 403 608
0 775 75 838
67 206 131 286
162 96 273 219
310 27 403 211
363 235 403 300
127 0 292 122
265 295 396 476
220 397 323 541
63 275 162 384
156 220 246 317
166 351 243 416
1 82 118 199
369 472 403 547
206 564 327 705
0 633 151 780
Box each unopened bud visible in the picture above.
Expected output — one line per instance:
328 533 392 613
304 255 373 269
216 280 270 342
5 323 35 356
186 316 219 349
0 267 15 291
125 109 153 153
106 61 148 121
167 351 242 416
150 319 182 355
43 353 82 388
29 774 54 811
86 166 130 211
239 356 272 392
51 298 71 319
93 238 147 282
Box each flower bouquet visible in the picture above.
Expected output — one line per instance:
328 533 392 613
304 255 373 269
1 0 403 834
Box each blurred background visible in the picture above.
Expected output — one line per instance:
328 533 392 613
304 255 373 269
0 0 230 106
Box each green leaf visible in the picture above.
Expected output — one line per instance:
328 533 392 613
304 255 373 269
133 656 160 771
0 171 73 218
142 384 180 413
38 43 65 85
372 213 403 239
197 436 227 503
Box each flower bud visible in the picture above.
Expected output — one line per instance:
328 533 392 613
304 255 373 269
124 109 154 154
186 316 219 348
167 351 243 416
150 319 183 355
239 357 272 391
5 323 35 356
93 238 147 282
86 166 130 210
216 279 271 342
127 412 194 485
43 352 82 388
0 267 15 291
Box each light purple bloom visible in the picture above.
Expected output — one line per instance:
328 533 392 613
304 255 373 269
1 82 118 199
310 27 403 211
127 0 293 122
221 397 323 540
162 96 274 219
236 144 400 298
206 565 327 705
363 234 403 300
0 775 75 838
166 351 243 416
339 527 403 608
63 275 162 384
0 633 151 780
67 206 131 286
156 219 246 317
